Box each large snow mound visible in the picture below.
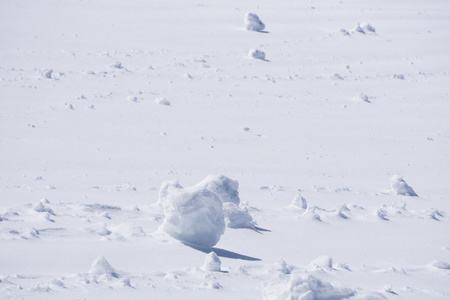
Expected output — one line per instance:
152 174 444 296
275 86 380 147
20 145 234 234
262 274 354 300
245 13 265 31
158 180 226 248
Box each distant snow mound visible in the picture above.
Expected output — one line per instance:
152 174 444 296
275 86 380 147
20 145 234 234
390 175 418 196
291 193 308 209
248 49 266 60
158 180 226 248
89 256 120 278
202 252 221 272
245 13 265 31
361 22 376 33
262 274 354 300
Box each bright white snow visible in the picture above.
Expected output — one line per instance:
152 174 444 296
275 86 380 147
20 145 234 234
1 0 450 299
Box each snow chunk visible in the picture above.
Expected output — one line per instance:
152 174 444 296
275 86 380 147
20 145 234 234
202 252 221 272
361 22 376 33
89 256 120 278
390 175 418 196
245 13 265 31
33 201 55 215
262 274 354 300
353 23 366 34
158 180 226 248
248 49 266 60
155 97 171 106
358 93 370 103
292 194 307 209
110 61 123 69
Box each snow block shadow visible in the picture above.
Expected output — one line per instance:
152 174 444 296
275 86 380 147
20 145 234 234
183 242 261 261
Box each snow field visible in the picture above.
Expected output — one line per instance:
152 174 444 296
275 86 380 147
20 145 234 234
1 0 450 299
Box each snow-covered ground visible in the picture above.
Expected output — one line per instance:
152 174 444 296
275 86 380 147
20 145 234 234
1 0 450 299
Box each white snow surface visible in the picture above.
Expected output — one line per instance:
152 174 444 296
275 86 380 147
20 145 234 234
1 0 450 299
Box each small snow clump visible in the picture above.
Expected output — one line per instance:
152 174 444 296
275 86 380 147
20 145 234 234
155 97 171 106
245 13 265 31
248 49 266 60
291 193 307 209
361 22 376 33
202 252 221 272
390 175 418 196
89 256 120 278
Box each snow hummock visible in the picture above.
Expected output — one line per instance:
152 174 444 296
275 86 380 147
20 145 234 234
390 175 418 196
158 180 226 248
248 49 266 60
245 13 265 31
262 273 354 300
291 193 308 209
202 252 221 272
88 256 120 278
155 97 171 106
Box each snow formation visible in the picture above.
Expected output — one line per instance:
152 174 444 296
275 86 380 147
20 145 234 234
202 252 221 272
248 49 266 60
89 256 120 278
390 175 418 196
244 13 265 31
158 180 226 248
158 175 256 246
262 274 354 300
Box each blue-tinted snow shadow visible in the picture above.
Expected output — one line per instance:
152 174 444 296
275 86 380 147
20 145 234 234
183 242 261 261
